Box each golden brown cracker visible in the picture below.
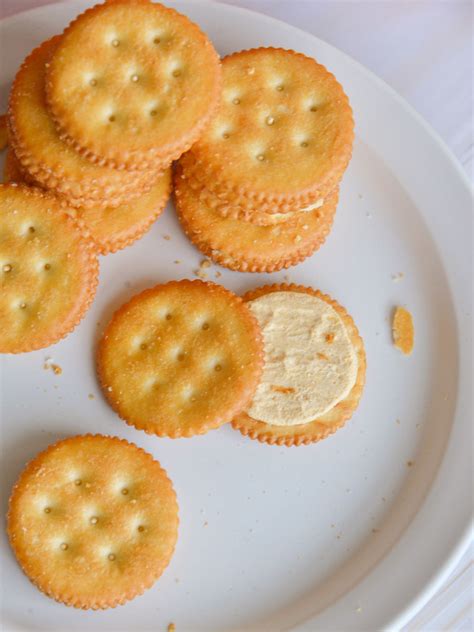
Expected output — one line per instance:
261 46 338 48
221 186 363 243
174 172 337 272
45 1 221 169
392 306 414 355
8 37 157 204
232 284 366 446
97 280 263 437
186 48 353 207
0 184 98 353
7 434 178 609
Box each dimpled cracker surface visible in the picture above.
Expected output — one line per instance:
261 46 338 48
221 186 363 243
174 173 337 272
8 37 157 202
188 48 353 204
232 284 366 446
46 1 221 168
97 280 263 437
7 434 178 609
0 185 98 353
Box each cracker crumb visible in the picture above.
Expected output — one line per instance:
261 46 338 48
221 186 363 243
167 624 176 632
325 333 335 343
356 606 363 613
194 268 208 280
203 521 208 527
391 272 404 282
407 460 414 467
283 274 291 282
371 528 379 534
317 352 329 361
174 260 181 264
200 259 211 269
43 358 62 375
270 385 295 394
215 270 222 279
396 418 401 425
392 306 414 354
88 394 95 400
162 234 171 241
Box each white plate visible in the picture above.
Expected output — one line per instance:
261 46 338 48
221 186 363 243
0 1 472 630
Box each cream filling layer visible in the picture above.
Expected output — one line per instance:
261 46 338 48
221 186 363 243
246 291 358 426
269 198 324 221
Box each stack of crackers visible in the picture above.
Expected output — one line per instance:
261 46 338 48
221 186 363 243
4 0 221 255
175 47 354 272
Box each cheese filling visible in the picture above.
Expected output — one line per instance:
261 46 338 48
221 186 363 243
246 292 358 426
269 198 324 221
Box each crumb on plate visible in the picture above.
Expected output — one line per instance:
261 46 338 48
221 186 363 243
392 306 414 354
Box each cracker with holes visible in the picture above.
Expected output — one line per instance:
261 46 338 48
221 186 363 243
184 47 353 220
7 434 178 609
0 184 99 353
45 0 221 169
97 280 263 437
4 149 172 256
232 285 366 446
174 168 337 272
8 36 158 208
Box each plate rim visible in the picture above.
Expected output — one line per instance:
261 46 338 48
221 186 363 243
0 1 472 630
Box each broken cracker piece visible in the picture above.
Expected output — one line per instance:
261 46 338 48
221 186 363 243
392 306 414 355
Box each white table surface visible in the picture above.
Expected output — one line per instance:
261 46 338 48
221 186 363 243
0 1 472 630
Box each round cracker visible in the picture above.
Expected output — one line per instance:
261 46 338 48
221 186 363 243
7 434 178 609
8 37 157 203
232 284 366 446
97 280 263 437
45 1 221 169
188 47 353 209
0 184 99 353
174 171 337 272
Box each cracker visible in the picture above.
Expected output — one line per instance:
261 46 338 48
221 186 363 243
0 184 98 353
392 306 414 355
8 37 157 204
45 1 221 169
186 47 353 208
174 171 337 272
232 284 366 446
0 114 8 151
97 280 263 437
7 434 178 609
